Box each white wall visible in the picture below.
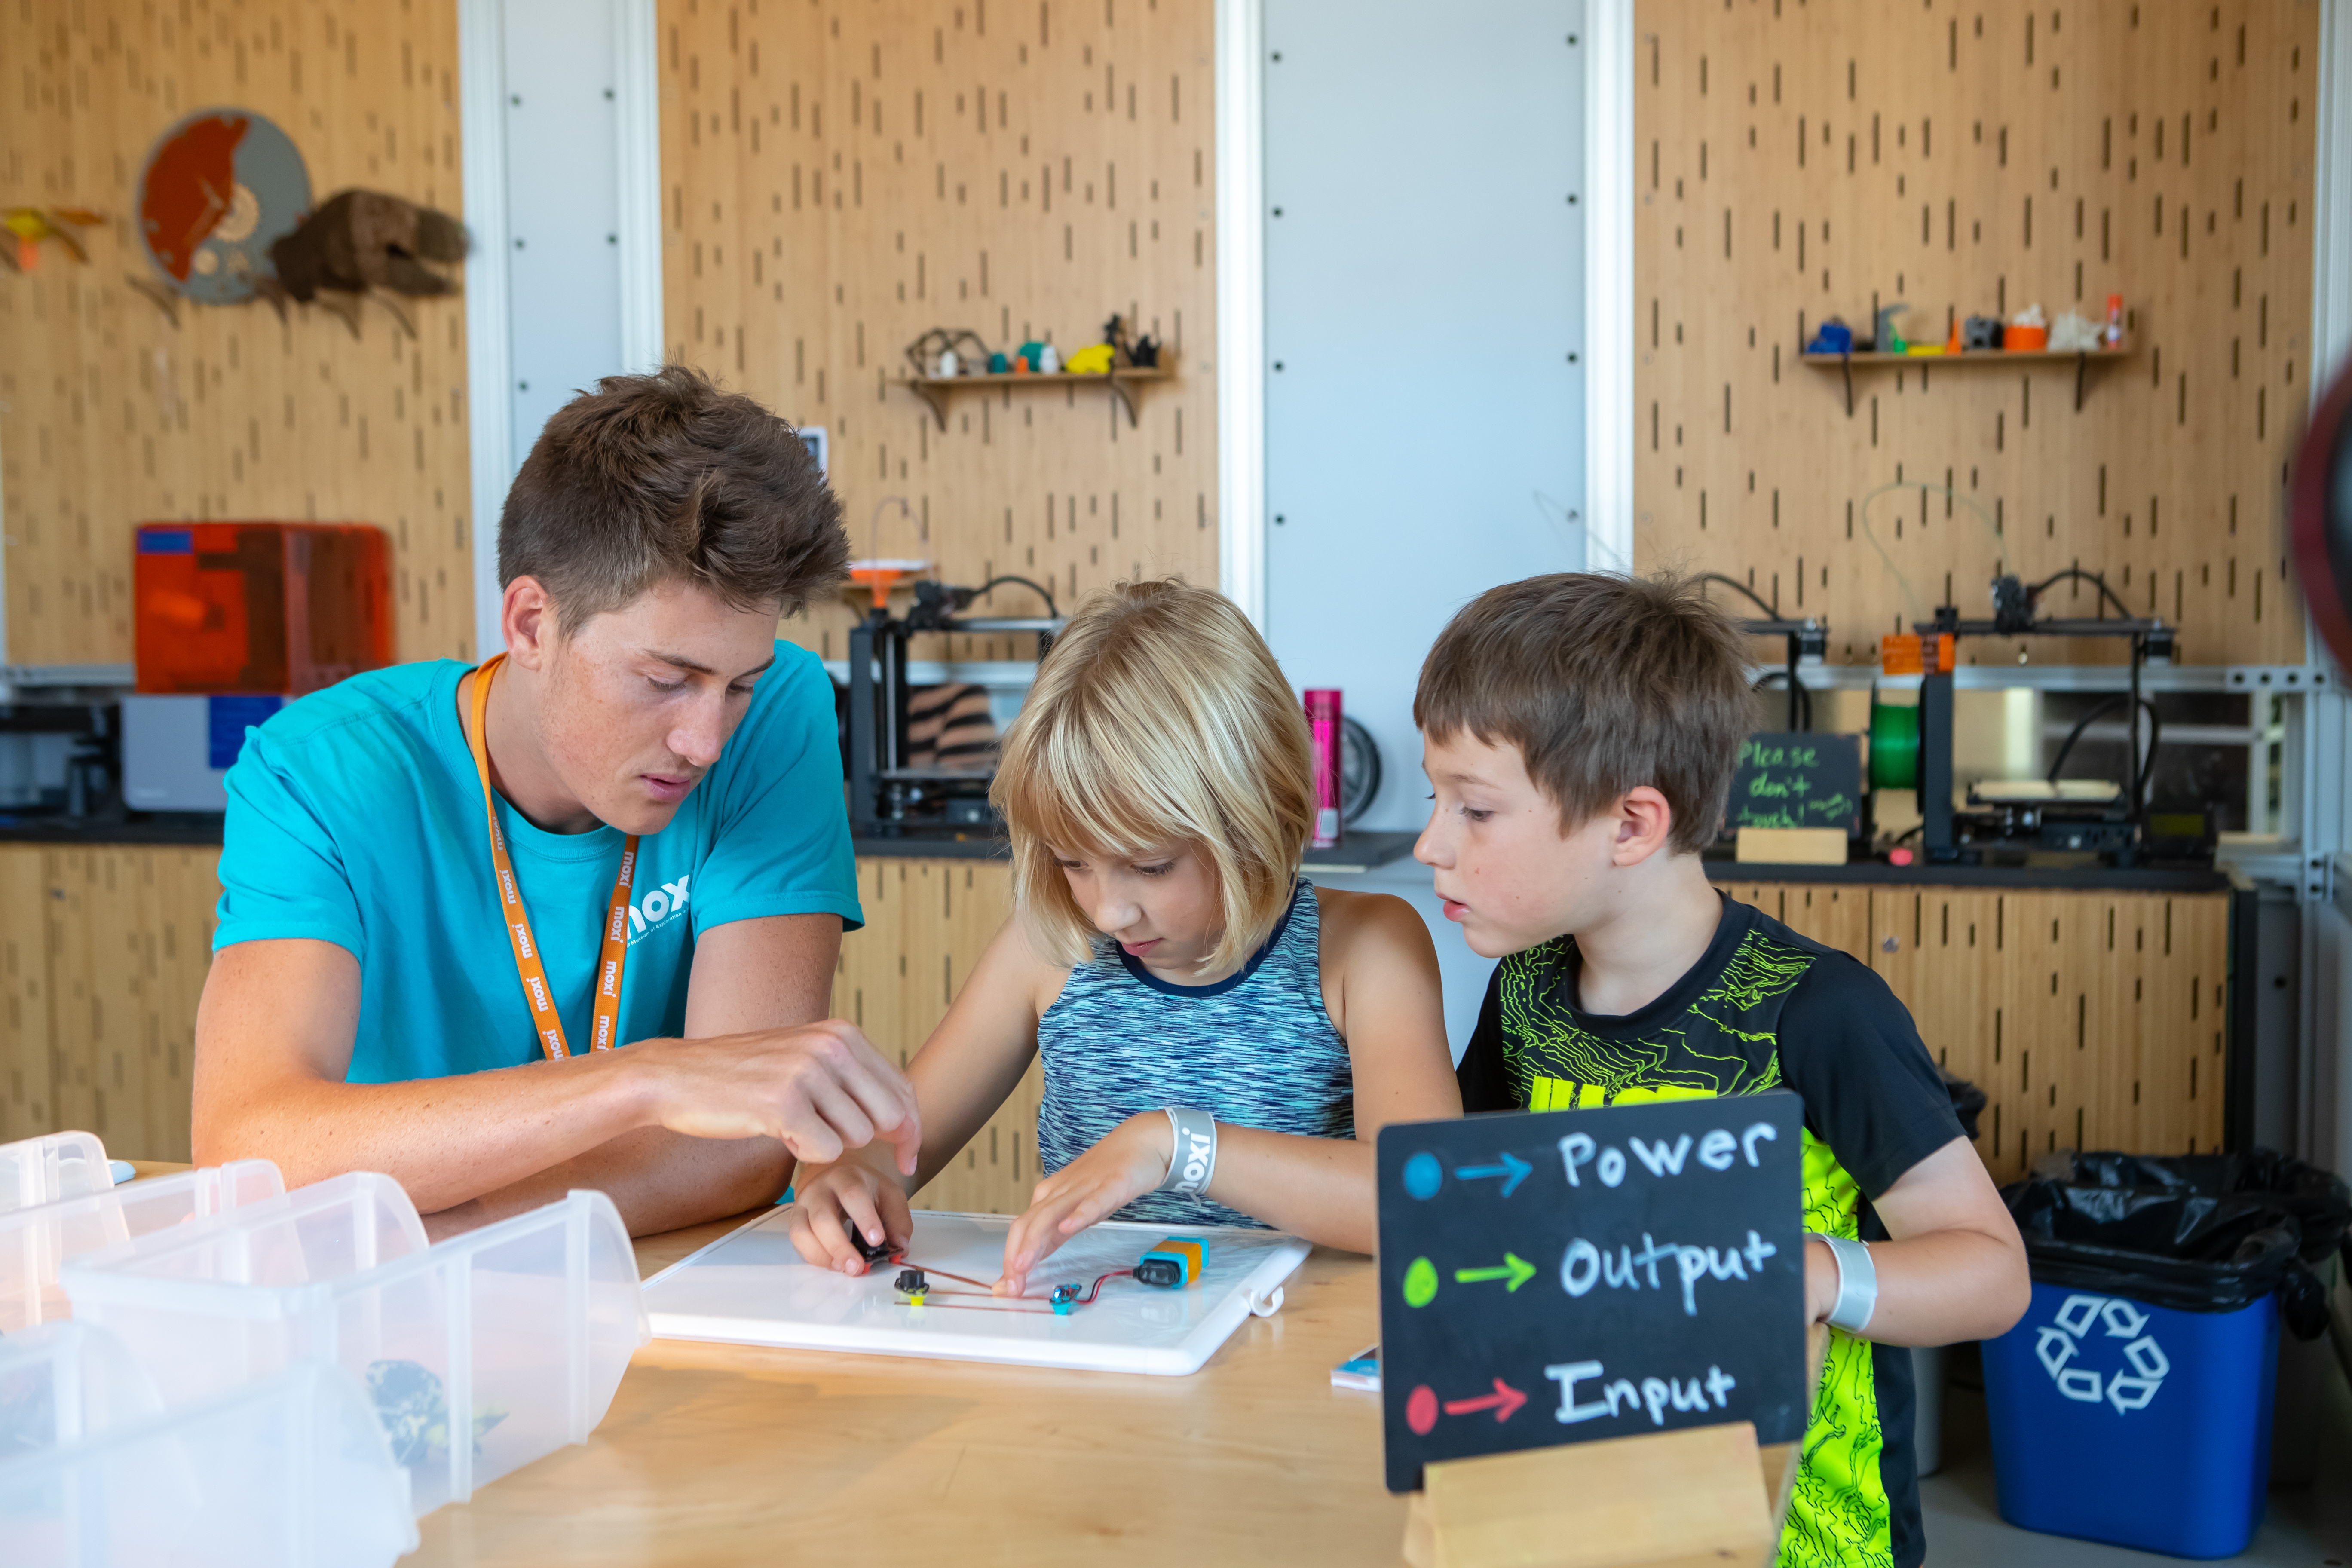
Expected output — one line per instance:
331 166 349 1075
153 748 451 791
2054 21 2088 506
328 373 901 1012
459 0 661 661
1259 0 1588 1049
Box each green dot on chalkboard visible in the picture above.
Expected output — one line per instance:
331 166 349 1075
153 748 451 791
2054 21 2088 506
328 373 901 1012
1403 1256 1439 1308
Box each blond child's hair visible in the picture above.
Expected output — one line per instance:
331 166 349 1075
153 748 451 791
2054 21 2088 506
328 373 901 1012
990 579 1315 976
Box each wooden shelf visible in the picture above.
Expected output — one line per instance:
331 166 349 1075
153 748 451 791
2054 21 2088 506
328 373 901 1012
1801 345 2130 416
898 362 1176 432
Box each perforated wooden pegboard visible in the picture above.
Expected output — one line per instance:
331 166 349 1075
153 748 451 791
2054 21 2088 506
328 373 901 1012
1724 879 2228 1181
658 0 1219 661
0 0 475 667
1634 1 2318 668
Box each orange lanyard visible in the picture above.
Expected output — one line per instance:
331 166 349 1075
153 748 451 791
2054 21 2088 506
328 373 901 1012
465 654 639 1060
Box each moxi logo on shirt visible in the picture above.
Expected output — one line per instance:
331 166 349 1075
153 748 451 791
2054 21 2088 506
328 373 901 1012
627 875 691 939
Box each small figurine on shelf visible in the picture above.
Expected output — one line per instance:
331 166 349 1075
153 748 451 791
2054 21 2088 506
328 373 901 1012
2048 310 2104 352
2104 294 2126 348
1037 342 1062 374
988 350 1010 374
2005 303 2048 352
902 327 990 379
1963 315 2005 350
1804 318 1854 355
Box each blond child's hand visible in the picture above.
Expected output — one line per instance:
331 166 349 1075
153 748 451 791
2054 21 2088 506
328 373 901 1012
782 1155 912 1275
996 1112 1174 1295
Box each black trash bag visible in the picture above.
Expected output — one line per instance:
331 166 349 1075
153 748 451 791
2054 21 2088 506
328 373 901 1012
2040 1149 2352 1270
2002 1148 2347 1342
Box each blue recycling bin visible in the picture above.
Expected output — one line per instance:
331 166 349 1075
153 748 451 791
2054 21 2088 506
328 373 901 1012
1982 1280 2279 1559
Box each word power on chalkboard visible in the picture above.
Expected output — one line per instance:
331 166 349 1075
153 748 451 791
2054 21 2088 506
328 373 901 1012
1375 1093 1806 1493
1727 732 1862 834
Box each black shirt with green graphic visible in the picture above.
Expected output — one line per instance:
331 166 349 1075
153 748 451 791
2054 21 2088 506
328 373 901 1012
1455 894 1963 1568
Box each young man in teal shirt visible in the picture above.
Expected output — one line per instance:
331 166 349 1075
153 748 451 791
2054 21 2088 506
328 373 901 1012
193 367 920 1237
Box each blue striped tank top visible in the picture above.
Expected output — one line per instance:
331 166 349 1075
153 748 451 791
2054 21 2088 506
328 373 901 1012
1034 879 1355 1229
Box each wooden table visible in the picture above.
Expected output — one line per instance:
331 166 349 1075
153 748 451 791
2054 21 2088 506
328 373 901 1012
410 1212 1403 1566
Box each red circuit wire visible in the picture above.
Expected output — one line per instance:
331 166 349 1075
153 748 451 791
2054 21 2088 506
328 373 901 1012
888 1256 1137 1314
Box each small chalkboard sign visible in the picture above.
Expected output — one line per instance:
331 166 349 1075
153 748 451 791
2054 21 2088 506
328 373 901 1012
1726 732 1862 834
1375 1093 1806 1493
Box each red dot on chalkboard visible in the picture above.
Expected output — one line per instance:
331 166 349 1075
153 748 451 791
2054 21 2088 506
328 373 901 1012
1406 1384 1439 1436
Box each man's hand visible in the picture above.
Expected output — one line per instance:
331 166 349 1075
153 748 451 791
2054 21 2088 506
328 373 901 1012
996 1112 1172 1296
784 1155 914 1274
634 1019 922 1176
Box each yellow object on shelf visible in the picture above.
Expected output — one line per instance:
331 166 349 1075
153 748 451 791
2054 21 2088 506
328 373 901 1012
1064 342 1117 374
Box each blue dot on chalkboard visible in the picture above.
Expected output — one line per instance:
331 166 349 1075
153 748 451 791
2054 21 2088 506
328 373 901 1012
1403 1152 1443 1200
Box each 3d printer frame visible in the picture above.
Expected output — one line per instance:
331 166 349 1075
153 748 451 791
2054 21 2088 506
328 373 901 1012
845 580 1065 838
1910 574 2175 864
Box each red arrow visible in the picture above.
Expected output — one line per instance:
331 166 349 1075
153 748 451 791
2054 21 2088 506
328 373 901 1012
1442 1378 1529 1423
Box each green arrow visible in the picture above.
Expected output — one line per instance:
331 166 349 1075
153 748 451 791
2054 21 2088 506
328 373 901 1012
1453 1253 1537 1292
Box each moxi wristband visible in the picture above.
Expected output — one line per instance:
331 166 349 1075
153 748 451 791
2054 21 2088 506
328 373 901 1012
1810 1232 1879 1334
1159 1107 1218 1195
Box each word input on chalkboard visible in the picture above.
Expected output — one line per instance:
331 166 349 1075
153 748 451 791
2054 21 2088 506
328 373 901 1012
1727 732 1861 833
1376 1093 1806 1493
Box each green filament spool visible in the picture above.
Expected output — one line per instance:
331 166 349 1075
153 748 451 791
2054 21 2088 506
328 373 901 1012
1868 699 1920 791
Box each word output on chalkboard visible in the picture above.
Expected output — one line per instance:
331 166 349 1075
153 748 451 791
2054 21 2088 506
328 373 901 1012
1727 732 1861 833
1375 1093 1806 1493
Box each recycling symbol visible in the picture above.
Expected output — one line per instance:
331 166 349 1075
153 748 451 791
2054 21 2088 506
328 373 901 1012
2034 1293 2170 1415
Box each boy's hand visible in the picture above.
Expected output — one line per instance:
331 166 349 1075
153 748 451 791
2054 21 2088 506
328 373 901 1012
782 1157 912 1274
997 1112 1173 1295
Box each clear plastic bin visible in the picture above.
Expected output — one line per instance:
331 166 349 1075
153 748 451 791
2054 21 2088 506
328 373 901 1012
63 1177 648 1514
0 1159 285 1332
0 1130 111 1215
0 1320 417 1568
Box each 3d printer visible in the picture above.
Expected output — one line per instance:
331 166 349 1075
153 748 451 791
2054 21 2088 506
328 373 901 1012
845 577 1065 838
1870 571 2192 866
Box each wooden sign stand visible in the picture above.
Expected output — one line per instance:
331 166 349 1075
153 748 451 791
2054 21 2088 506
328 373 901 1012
1400 1327 1825 1568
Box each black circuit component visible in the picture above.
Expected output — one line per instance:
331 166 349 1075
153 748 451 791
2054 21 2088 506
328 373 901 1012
1132 1257 1184 1289
894 1268 928 1294
842 1217 894 1266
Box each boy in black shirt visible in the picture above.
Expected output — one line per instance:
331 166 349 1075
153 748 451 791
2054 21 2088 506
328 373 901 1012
1412 573 2029 1568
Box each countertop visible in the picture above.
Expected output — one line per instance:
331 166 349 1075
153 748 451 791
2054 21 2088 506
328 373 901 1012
0 808 2232 893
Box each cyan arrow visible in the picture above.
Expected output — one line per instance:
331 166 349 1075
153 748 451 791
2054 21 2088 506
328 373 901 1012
1455 1151 1533 1198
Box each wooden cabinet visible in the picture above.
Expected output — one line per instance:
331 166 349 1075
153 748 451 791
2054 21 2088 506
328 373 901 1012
1723 882 2232 1181
0 845 221 1161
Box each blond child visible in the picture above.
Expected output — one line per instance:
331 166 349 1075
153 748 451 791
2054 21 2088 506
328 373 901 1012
787 579 1461 1290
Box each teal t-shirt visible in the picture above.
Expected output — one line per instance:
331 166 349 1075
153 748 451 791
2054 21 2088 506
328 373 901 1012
214 645 863 1084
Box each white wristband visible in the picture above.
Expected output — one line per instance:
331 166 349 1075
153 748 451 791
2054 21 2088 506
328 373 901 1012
1811 1233 1878 1335
1160 1107 1218 1195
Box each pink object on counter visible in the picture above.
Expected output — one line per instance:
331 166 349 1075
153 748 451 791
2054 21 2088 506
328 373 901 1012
1305 690 1343 848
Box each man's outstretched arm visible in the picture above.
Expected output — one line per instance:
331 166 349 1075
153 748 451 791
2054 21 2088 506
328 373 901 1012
190 914 916 1237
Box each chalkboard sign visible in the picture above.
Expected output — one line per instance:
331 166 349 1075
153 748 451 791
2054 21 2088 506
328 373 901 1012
1375 1093 1806 1492
1726 732 1862 833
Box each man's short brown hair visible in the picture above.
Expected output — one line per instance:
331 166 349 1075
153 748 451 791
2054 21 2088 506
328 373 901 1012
498 364 846 632
1414 573 1750 852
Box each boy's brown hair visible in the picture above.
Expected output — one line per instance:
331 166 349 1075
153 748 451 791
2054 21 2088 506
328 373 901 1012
1414 572 1750 851
499 364 846 631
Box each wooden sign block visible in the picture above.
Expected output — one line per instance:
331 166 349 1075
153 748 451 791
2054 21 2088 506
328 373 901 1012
1375 1095 1807 1493
1734 827 1849 865
1403 1421 1777 1568
1726 733 1861 835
